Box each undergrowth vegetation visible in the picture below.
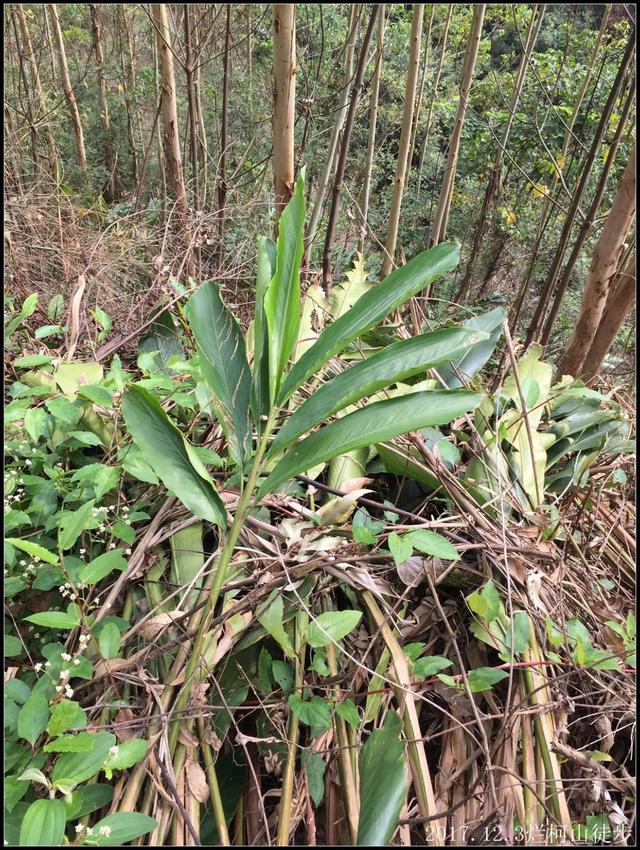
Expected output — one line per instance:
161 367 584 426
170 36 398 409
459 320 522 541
4 178 636 846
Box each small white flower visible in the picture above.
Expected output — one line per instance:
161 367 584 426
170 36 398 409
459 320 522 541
25 460 32 467
61 653 72 662
124 519 132 526
79 633 90 644
65 685 74 698
79 548 86 555
75 825 84 834
94 597 101 605
44 661 51 667
125 548 132 555
69 593 77 601
86 827 94 837
73 658 80 666
99 826 112 837
60 669 70 680
109 745 119 757
34 663 43 672
19 560 26 567
109 543 116 549
55 685 63 692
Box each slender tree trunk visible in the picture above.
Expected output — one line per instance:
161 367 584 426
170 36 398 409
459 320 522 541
558 145 635 378
272 4 296 227
12 5 40 177
304 5 360 257
582 249 636 381
216 4 231 268
510 4 613 333
184 4 200 211
152 2 191 271
380 4 425 278
524 31 635 346
193 12 208 207
455 5 543 302
416 5 453 201
90 4 118 201
47 3 87 172
322 7 378 293
539 76 635 344
429 4 485 247
408 5 435 179
15 4 58 177
358 4 385 254
119 5 140 185
151 17 167 214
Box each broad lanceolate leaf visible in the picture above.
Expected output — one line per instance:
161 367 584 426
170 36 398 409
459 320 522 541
264 174 305 405
123 384 227 528
4 538 58 565
17 693 50 745
258 389 483 497
357 711 407 845
19 798 66 846
85 812 158 846
187 283 252 469
52 731 116 785
306 610 362 648
437 306 506 388
271 326 488 453
252 236 277 421
279 242 460 404
404 529 460 561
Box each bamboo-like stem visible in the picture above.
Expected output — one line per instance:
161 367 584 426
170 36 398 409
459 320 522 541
276 609 308 846
197 717 231 845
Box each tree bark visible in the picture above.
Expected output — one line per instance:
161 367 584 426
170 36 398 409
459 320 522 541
304 5 360 256
558 146 635 378
152 4 188 222
118 5 140 185
15 4 58 176
429 4 485 247
322 7 378 292
48 3 87 172
216 4 232 268
582 249 636 381
408 5 435 174
524 29 635 345
380 3 425 278
416 5 453 201
539 76 635 344
90 4 118 201
358 4 385 254
272 4 296 226
184 4 199 210
455 5 543 302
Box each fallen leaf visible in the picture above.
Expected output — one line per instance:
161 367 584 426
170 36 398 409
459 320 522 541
186 758 209 803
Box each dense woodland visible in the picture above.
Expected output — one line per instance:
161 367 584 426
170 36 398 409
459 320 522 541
3 4 637 848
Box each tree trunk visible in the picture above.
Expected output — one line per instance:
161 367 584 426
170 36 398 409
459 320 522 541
380 3 425 279
429 4 485 247
217 4 231 267
272 4 296 226
455 5 543 302
151 14 167 214
321 7 378 292
152 4 188 219
193 11 208 207
539 76 635 344
408 5 435 174
416 5 453 201
15 4 58 177
524 29 634 345
184 4 200 211
304 5 360 257
119 4 140 185
47 3 87 172
510 4 613 333
90 4 118 201
582 249 636 381
358 4 385 254
558 145 635 378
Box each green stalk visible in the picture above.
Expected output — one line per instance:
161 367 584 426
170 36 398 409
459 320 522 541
276 609 308 846
168 413 277 754
197 717 230 845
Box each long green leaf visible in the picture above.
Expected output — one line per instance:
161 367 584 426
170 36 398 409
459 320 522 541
271 327 487 454
279 242 460 404
258 389 483 497
252 236 277 421
357 711 407 845
187 283 252 469
437 306 506 388
122 385 227 528
264 174 306 405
